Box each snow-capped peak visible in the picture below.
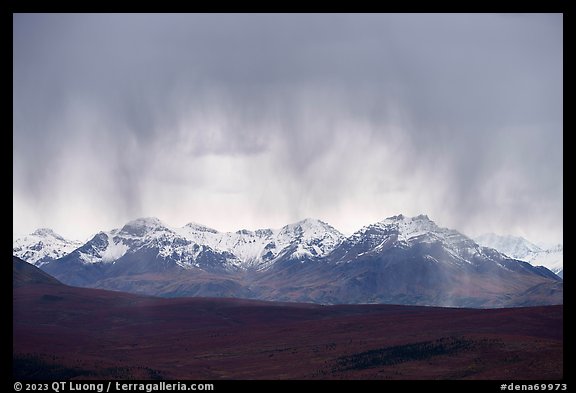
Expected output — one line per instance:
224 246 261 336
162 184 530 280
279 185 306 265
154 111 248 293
295 218 336 231
184 222 219 234
279 218 333 236
374 214 445 243
174 218 345 269
475 233 542 259
336 214 482 264
275 218 346 261
119 217 167 237
31 227 65 240
44 216 345 271
295 217 330 227
123 217 165 229
13 229 82 266
382 213 430 224
474 233 563 277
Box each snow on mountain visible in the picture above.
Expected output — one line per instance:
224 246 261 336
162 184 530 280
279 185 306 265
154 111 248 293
474 233 541 261
333 214 484 265
175 217 345 270
13 228 82 266
532 245 563 278
17 215 560 283
76 231 130 264
279 218 345 260
475 233 563 277
68 217 240 270
32 217 345 272
310 213 562 307
383 214 474 249
31 214 562 307
118 217 166 238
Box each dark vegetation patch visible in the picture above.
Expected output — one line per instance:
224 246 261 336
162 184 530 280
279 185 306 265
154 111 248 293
334 336 475 371
13 353 90 380
13 353 164 380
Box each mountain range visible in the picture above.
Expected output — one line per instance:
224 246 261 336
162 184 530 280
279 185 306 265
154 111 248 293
474 233 563 278
12 228 82 266
13 214 562 308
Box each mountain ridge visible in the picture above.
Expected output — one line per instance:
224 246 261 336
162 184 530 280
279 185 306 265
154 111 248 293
13 229 82 266
475 233 563 278
14 215 563 308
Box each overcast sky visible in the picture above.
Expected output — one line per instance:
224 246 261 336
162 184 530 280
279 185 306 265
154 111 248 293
13 13 562 244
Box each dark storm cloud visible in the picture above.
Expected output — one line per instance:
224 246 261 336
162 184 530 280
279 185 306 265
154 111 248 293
13 13 562 242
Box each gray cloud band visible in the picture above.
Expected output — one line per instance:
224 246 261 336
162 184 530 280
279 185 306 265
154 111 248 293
13 13 562 243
